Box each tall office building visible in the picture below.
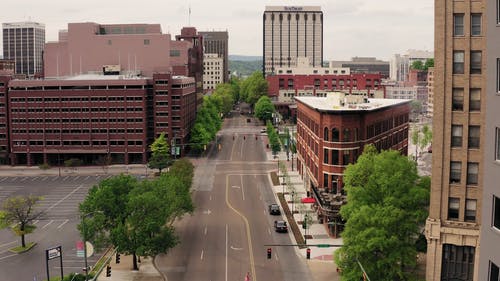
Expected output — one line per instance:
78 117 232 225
478 1 500 280
425 0 497 280
263 6 323 75
199 31 228 83
2 22 45 76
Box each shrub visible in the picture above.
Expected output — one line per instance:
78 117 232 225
64 158 83 167
39 163 51 170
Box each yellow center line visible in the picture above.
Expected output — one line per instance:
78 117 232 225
225 174 257 281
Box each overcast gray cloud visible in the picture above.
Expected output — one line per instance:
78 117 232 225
2 0 433 60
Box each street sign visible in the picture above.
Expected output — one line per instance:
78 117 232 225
47 246 61 260
316 244 331 248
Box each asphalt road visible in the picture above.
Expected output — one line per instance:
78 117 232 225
156 110 312 281
0 175 112 281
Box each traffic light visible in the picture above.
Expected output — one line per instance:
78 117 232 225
267 248 272 259
306 248 311 259
115 253 120 264
255 135 257 140
243 136 246 140
106 265 111 277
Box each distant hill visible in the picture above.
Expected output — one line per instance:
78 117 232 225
229 55 261 61
229 58 262 77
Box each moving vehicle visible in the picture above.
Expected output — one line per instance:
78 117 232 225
274 220 288 233
268 204 281 215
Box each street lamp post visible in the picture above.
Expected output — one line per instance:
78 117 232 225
291 190 295 214
81 211 102 281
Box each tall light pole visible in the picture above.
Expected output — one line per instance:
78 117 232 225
81 211 101 281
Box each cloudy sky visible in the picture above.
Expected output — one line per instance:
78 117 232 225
2 0 433 60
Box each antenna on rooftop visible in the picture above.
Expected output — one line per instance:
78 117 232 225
188 5 191 26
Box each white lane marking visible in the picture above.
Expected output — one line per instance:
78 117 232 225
268 228 271 235
31 177 39 182
209 195 212 201
85 176 90 181
200 250 204 260
225 224 228 281
0 253 17 261
33 220 39 225
57 219 69 229
42 220 54 229
0 241 16 248
275 253 279 261
20 177 28 182
74 176 80 181
230 246 243 251
0 178 7 182
52 177 59 182
241 180 245 201
204 226 207 235
62 176 69 181
42 176 49 181
43 184 84 213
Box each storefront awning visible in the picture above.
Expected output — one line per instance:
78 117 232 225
301 197 316 204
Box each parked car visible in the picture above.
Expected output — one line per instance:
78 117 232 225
268 204 281 215
274 220 288 233
260 128 267 133
427 145 432 153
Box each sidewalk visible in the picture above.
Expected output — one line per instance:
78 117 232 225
96 254 163 281
266 144 341 281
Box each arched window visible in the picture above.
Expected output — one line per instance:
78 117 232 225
324 127 329 141
332 128 339 142
343 128 351 142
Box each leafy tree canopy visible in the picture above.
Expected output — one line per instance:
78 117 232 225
335 145 430 281
254 96 275 121
0 195 43 248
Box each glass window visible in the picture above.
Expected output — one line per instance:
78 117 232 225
454 14 464 36
470 51 482 74
471 14 482 36
342 150 350 165
490 261 499 281
323 148 329 164
465 199 477 222
442 244 475 280
453 88 464 111
467 162 478 185
450 161 462 184
496 128 500 161
343 128 351 142
468 126 480 149
332 150 339 165
453 51 465 74
448 198 460 220
452 125 463 147
332 128 339 142
469 88 481 111
323 127 329 141
494 196 500 230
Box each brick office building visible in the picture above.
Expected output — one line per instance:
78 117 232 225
295 92 410 237
267 73 385 121
6 73 195 166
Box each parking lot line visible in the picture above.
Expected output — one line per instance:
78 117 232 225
57 219 69 229
20 177 28 182
0 178 7 182
31 177 39 182
42 220 54 229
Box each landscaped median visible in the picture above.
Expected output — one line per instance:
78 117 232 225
277 192 306 248
8 242 36 253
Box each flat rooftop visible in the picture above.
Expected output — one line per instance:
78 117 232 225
295 93 410 112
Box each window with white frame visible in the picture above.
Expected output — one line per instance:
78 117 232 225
465 199 477 222
448 197 460 220
490 261 499 281
496 128 500 161
494 195 500 230
452 125 463 147
470 51 482 74
454 14 465 36
471 14 482 36
454 51 465 74
467 162 479 185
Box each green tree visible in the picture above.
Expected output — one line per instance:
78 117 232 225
240 71 268 106
213 83 235 115
335 145 429 281
410 100 422 121
424 58 434 70
410 60 424 70
79 168 194 270
411 124 432 162
266 120 281 157
148 133 170 173
254 96 275 121
0 195 43 248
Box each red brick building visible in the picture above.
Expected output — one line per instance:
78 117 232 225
5 73 196 166
295 93 410 237
266 73 385 121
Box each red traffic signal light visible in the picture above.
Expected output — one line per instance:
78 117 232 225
306 248 311 259
267 248 272 259
106 265 111 277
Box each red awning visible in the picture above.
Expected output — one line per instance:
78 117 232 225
301 197 316 204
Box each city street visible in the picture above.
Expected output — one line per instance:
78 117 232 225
0 175 109 281
155 110 312 281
